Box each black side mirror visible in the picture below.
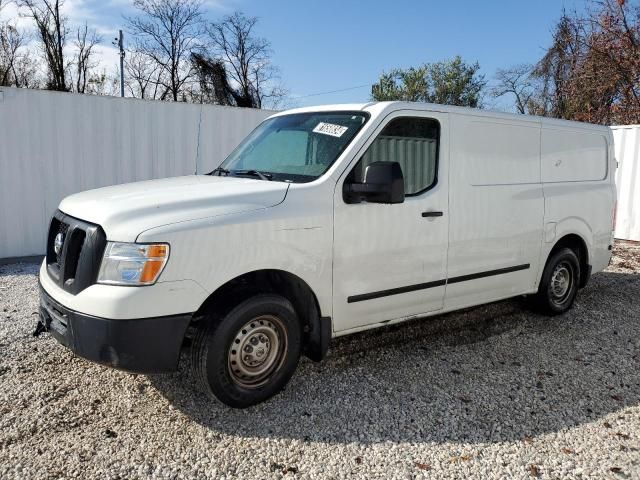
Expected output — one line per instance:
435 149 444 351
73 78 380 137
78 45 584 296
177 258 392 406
344 161 405 204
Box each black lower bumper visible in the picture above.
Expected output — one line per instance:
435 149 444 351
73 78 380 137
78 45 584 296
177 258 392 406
38 284 192 373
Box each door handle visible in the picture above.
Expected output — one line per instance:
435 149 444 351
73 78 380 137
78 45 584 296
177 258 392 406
421 211 443 218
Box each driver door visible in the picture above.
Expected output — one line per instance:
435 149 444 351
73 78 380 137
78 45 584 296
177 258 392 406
332 111 449 332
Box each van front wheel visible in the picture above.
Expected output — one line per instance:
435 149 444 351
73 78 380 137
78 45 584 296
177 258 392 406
191 294 301 408
532 247 581 315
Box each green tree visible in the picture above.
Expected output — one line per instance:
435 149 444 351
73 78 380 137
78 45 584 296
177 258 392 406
372 56 486 107
371 66 429 102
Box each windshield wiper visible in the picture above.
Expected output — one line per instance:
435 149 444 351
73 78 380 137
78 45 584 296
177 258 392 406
210 167 231 176
232 169 273 181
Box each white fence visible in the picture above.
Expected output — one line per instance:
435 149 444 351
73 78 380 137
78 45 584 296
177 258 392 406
612 125 640 242
1 90 638 260
0 87 273 259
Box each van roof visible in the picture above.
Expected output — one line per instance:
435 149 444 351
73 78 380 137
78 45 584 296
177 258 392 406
274 101 611 133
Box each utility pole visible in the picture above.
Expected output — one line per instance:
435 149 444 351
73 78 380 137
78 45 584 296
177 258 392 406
113 30 125 98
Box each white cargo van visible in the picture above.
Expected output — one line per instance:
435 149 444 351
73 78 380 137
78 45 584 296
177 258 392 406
37 102 616 408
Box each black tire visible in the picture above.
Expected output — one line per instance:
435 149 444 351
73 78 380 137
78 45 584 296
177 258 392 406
531 247 581 316
191 294 301 408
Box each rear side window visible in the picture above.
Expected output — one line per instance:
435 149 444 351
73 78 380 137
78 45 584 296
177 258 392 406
464 120 541 185
541 129 608 182
349 117 440 195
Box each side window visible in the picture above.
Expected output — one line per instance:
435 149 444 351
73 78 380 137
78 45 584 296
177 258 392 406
349 117 440 195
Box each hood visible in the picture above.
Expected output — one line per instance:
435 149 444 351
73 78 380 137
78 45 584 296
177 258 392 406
58 175 289 242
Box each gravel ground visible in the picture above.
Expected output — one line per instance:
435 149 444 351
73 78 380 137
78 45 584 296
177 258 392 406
1 242 639 480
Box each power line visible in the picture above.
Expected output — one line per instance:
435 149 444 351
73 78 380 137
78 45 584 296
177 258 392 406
294 84 371 99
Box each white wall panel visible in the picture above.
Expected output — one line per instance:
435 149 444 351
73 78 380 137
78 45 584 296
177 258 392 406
612 125 640 241
0 87 272 259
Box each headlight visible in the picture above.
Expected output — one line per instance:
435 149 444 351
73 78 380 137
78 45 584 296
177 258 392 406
97 242 170 286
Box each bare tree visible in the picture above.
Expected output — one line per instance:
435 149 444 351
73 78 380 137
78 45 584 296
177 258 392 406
124 47 163 99
581 0 640 123
532 12 584 119
19 0 69 91
204 11 286 108
85 69 118 96
491 64 536 114
0 22 26 86
12 49 40 87
126 0 204 101
0 0 39 88
73 23 100 93
190 52 231 104
528 2 640 124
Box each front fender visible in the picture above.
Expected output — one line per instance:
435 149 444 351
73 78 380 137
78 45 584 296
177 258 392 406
138 206 334 317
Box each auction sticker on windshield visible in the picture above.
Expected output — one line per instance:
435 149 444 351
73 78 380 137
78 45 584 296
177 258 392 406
313 122 349 137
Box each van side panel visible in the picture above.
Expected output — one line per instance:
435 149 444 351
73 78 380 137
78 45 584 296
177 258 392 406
444 115 545 310
539 125 615 276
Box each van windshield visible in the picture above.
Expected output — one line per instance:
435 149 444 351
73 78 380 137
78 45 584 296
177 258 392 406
215 112 369 183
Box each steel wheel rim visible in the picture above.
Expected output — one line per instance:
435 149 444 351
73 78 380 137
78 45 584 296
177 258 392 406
550 262 573 305
227 314 287 388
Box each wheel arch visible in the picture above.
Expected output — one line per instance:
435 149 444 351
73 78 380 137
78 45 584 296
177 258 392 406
193 269 331 362
548 233 591 288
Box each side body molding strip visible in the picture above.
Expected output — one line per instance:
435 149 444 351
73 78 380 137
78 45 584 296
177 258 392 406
347 264 530 303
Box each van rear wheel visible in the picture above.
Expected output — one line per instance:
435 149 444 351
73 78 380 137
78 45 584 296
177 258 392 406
191 294 301 408
531 247 581 315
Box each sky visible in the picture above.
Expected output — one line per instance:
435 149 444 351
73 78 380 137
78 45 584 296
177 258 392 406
1 0 590 111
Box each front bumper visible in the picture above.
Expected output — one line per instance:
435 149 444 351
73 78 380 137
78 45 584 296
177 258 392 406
38 283 192 373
